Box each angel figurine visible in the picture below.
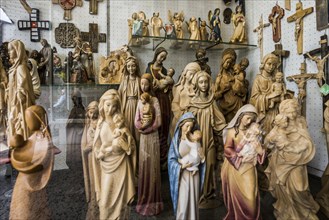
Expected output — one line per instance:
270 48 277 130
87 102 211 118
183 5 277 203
150 12 163 37
187 16 201 46
168 10 185 39
208 8 222 42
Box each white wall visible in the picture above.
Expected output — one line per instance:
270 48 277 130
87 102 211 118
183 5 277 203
1 0 327 176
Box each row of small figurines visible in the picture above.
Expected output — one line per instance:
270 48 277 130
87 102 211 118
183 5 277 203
128 6 246 45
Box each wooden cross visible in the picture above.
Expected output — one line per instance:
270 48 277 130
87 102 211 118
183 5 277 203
268 3 285 43
52 0 83 21
271 43 290 73
18 8 51 42
287 1 313 55
253 14 270 61
316 0 329 31
81 23 106 53
85 0 103 15
286 62 317 115
285 0 291 11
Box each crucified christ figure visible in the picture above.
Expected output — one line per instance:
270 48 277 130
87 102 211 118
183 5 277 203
306 52 329 87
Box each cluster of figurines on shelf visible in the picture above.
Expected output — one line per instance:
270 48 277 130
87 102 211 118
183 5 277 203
4 38 328 220
127 6 247 46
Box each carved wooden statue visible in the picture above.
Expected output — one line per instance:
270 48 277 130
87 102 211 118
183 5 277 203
150 12 163 37
230 5 247 43
221 104 265 220
253 14 270 61
208 8 222 42
187 16 201 45
306 52 329 87
7 39 35 141
168 10 185 39
0 58 8 129
265 99 319 220
10 105 54 220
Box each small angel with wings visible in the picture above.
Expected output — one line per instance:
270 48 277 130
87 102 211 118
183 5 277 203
168 10 185 39
208 8 222 42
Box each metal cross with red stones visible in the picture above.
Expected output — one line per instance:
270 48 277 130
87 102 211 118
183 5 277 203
18 8 50 42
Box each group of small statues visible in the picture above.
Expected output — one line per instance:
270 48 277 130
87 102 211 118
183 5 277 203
128 6 247 46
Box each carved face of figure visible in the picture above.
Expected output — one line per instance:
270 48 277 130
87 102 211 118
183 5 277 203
155 51 167 65
240 113 256 129
87 108 98 120
181 120 194 136
223 57 234 70
126 60 137 76
284 108 298 121
141 78 151 93
197 75 209 93
264 58 277 74
103 99 118 117
8 43 17 63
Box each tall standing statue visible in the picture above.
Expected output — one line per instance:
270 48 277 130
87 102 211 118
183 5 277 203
10 105 54 220
250 53 280 134
146 47 171 170
66 90 85 171
168 112 205 220
170 62 201 137
265 99 319 219
230 5 247 43
221 104 265 220
39 39 52 85
93 89 136 220
118 55 141 142
188 71 226 209
168 10 185 39
187 16 201 45
7 39 35 141
214 48 244 122
134 73 163 216
81 101 99 220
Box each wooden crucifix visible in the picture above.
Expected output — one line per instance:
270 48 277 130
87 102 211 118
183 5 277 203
52 0 83 21
271 43 290 73
286 62 318 116
287 1 314 55
81 23 106 53
85 0 103 15
268 3 285 43
253 14 270 61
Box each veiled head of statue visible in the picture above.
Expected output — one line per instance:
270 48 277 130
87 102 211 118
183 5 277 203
8 39 28 66
279 98 300 120
25 105 48 133
99 89 121 119
194 71 212 94
260 53 279 71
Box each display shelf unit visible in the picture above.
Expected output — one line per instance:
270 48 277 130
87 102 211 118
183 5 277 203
129 35 257 51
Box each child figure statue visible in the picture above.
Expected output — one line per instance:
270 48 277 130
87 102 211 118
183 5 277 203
140 92 155 129
178 129 205 175
269 71 286 109
97 113 131 159
153 67 175 93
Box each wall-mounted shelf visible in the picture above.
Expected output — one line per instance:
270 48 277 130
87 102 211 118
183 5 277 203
129 35 257 51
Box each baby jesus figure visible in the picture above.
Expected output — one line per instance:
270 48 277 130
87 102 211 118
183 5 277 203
178 130 205 175
153 67 175 93
97 113 131 159
238 122 263 165
140 92 155 129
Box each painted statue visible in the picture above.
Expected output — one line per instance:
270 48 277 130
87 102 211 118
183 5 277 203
265 99 319 219
195 48 211 75
38 39 52 85
134 73 163 216
168 10 185 39
145 47 171 170
208 8 222 42
150 12 163 37
10 105 54 220
168 112 205 220
93 89 136 219
187 16 201 45
221 104 265 220
187 71 226 209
